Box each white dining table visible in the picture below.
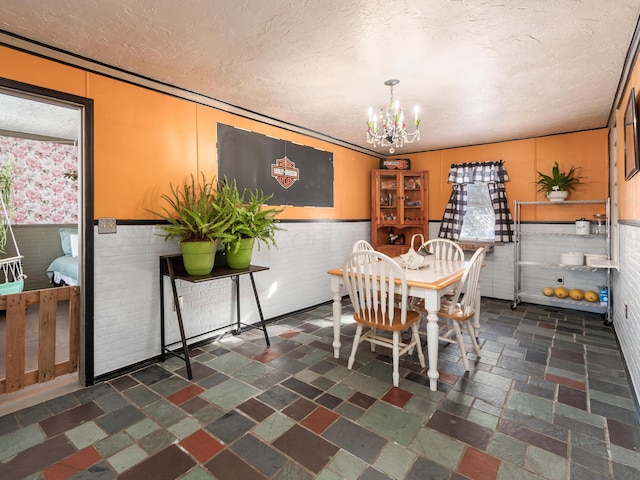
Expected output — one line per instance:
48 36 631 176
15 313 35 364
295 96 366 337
327 257 467 391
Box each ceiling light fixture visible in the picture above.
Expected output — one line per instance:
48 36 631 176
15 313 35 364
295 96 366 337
367 79 420 154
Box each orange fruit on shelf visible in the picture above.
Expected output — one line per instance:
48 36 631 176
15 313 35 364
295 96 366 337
584 291 598 302
569 289 584 301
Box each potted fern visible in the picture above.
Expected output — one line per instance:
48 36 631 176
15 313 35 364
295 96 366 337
150 173 233 275
536 162 584 202
217 178 283 269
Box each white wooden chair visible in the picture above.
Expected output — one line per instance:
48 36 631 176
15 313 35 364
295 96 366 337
415 247 486 371
352 239 374 252
418 237 465 297
410 237 464 307
342 250 425 387
421 238 464 262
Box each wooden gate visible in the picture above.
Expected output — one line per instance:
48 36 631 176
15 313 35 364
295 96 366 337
0 286 80 393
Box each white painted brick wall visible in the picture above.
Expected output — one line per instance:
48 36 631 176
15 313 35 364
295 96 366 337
93 222 369 376
612 224 640 400
428 223 514 300
93 220 618 378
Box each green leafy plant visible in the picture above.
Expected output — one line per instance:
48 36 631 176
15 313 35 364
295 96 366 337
149 173 233 243
536 162 584 193
0 157 16 252
217 177 284 254
63 170 78 181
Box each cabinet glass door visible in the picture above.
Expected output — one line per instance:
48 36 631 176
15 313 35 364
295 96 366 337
378 173 399 224
401 173 423 225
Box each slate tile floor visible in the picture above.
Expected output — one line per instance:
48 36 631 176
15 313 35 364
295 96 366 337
1 298 640 479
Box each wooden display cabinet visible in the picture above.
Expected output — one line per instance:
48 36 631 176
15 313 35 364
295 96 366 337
371 169 429 257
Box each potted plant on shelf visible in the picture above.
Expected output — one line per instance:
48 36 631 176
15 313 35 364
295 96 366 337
536 162 584 202
150 173 233 275
217 178 284 269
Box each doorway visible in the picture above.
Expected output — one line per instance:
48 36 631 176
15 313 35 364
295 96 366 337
0 77 94 394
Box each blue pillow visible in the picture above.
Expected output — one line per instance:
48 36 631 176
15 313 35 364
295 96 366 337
59 228 78 256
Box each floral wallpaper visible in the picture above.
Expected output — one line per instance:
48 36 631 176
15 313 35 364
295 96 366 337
0 135 78 224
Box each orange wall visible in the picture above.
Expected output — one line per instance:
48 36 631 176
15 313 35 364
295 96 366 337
405 129 608 222
1 45 609 224
0 46 86 97
87 73 199 219
0 45 378 221
199 109 378 221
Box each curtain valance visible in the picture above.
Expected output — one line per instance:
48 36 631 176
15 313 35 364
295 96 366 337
447 160 509 185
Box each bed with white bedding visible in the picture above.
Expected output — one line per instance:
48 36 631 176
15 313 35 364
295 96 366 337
46 255 78 286
46 228 79 286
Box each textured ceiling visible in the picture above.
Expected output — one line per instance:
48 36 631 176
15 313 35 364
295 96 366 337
0 0 639 154
0 95 79 141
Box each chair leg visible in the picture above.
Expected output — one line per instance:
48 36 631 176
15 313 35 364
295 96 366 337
371 328 376 352
407 325 416 355
411 323 426 368
473 289 481 340
465 321 482 356
392 332 400 387
348 325 363 370
452 320 470 371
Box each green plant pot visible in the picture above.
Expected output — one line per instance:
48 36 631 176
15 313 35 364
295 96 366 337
180 240 217 275
226 238 255 269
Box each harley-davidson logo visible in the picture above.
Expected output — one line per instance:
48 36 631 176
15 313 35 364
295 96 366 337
271 156 300 189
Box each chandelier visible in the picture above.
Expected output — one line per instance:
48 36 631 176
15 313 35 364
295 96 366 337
367 79 420 153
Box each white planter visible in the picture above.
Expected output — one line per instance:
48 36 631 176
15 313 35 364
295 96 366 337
547 190 569 202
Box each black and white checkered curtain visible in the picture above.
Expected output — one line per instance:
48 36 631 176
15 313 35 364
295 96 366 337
488 181 513 242
438 184 466 240
438 160 513 242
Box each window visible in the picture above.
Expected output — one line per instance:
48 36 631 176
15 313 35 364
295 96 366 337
458 182 495 242
438 160 513 243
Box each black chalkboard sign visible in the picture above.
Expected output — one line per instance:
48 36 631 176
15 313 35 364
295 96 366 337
217 123 334 207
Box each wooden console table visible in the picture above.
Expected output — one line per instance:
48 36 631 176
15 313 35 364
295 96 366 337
159 254 270 379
